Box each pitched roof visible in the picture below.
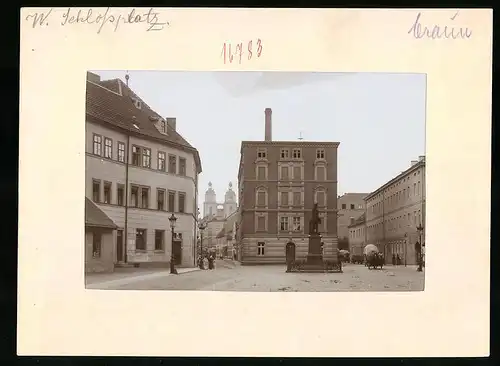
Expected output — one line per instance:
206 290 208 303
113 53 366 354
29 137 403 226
85 74 202 173
216 228 226 239
85 197 118 229
348 213 366 228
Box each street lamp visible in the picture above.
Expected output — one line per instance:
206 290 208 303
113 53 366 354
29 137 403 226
169 213 178 274
198 221 207 269
416 223 424 272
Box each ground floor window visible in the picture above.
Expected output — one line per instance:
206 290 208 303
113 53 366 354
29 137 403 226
136 229 147 250
155 230 164 251
92 232 101 258
257 241 265 256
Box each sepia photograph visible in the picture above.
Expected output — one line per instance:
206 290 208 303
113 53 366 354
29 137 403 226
84 71 426 292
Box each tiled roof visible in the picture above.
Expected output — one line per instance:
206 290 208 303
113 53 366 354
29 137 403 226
85 75 202 173
85 197 118 229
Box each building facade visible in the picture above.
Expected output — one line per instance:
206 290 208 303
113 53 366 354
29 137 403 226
348 213 366 256
364 157 426 265
337 192 368 249
215 210 240 259
85 72 202 268
237 108 340 264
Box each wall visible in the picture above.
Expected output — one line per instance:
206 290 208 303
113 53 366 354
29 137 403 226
86 121 197 267
337 193 367 239
85 228 115 273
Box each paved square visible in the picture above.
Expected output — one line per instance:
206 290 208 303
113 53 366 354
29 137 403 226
86 260 424 291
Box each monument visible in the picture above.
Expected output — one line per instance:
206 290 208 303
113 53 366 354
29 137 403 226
285 203 342 273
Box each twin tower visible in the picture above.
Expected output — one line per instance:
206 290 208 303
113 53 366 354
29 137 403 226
203 182 238 219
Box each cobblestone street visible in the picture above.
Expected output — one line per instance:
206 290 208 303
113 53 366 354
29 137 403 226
86 260 424 291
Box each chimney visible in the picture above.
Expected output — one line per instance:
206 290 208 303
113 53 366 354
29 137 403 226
411 160 418 166
419 155 425 161
264 108 272 141
166 117 176 131
86 71 101 83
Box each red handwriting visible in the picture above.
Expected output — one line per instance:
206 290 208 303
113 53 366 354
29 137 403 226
221 39 262 64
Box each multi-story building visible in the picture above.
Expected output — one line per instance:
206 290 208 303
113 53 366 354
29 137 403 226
337 193 368 249
215 210 240 259
85 71 202 268
237 108 340 264
348 213 366 256
364 156 426 265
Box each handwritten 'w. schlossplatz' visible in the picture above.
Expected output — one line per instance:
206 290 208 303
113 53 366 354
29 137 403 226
24 7 169 33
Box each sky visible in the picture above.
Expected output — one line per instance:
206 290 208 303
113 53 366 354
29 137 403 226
93 71 426 209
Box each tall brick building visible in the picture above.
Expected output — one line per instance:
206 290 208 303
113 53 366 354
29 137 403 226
85 71 202 269
237 108 340 264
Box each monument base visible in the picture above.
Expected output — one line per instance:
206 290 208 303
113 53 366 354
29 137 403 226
288 233 342 273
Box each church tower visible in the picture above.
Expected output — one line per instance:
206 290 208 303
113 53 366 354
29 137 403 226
203 182 217 218
224 182 237 218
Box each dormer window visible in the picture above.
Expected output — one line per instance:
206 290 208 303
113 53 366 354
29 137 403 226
160 120 166 133
131 96 142 110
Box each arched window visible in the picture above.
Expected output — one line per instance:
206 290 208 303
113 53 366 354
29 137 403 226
255 186 268 208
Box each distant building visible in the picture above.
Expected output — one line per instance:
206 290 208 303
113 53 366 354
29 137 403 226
337 192 368 249
85 72 202 268
203 181 238 219
237 108 340 264
364 157 426 264
215 210 240 259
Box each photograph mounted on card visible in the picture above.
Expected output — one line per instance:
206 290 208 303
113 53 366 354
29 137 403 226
18 8 492 357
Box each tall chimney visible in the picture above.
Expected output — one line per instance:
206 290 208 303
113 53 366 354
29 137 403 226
264 108 272 141
166 117 176 131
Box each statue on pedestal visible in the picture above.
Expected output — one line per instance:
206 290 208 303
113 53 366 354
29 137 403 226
309 203 322 235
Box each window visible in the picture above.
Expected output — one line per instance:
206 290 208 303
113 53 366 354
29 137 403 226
140 187 149 208
178 192 186 213
293 192 301 206
280 149 289 159
158 151 166 171
350 204 355 209
292 148 302 159
341 203 346 209
142 148 151 168
316 191 326 206
92 180 100 202
293 166 301 180
257 149 267 159
155 230 164 251
281 191 289 206
257 215 266 231
117 184 124 206
131 186 139 207
92 134 102 155
179 158 186 176
257 166 266 180
417 181 421 195
280 216 289 231
358 204 363 209
257 190 266 206
168 155 177 174
104 138 112 159
281 166 289 180
92 232 101 258
157 189 165 210
293 217 301 231
132 146 141 166
257 242 265 256
118 142 125 163
316 149 325 159
168 191 176 212
103 181 112 204
413 183 416 195
316 166 326 180
160 120 166 133
136 229 146 251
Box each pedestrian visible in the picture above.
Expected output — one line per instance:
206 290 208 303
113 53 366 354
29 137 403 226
208 255 214 270
392 253 396 266
396 254 401 266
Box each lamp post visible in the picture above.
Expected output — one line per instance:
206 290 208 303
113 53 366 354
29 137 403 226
169 213 178 274
198 221 206 269
416 223 424 272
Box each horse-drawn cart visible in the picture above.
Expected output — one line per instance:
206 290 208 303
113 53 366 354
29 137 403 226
363 244 384 270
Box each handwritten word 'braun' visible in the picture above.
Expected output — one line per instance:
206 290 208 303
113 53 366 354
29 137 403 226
24 7 168 33
408 11 472 40
221 39 263 64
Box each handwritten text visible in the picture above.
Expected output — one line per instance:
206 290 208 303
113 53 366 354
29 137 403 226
221 39 263 64
408 11 472 40
25 7 168 33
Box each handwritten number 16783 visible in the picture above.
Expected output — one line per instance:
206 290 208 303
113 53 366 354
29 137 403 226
221 39 262 64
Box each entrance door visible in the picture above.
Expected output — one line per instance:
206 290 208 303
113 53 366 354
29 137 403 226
116 230 124 262
173 240 182 265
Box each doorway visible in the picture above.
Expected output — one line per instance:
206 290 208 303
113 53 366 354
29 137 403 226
116 230 124 262
173 240 182 265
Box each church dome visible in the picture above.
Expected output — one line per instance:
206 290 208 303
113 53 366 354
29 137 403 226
205 181 216 202
224 181 236 203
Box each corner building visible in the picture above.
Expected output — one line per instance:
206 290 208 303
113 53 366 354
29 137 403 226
237 108 340 264
85 72 202 268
